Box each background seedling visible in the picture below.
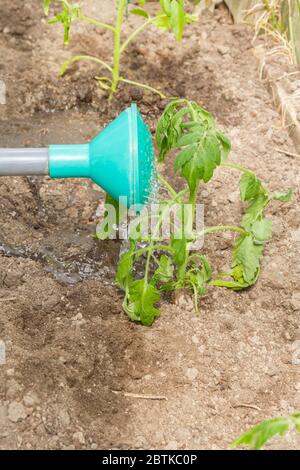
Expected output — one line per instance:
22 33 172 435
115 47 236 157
232 412 300 449
44 0 199 99
109 99 292 325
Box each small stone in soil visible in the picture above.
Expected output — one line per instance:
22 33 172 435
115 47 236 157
4 270 24 288
291 293 300 311
185 368 199 381
291 229 300 242
8 402 28 423
23 391 40 407
217 45 229 55
73 431 85 446
58 408 70 428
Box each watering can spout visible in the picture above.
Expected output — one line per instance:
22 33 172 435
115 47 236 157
0 104 155 208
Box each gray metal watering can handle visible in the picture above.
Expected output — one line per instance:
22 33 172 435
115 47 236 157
0 148 49 176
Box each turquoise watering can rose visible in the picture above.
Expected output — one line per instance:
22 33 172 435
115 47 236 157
0 104 156 208
49 104 155 207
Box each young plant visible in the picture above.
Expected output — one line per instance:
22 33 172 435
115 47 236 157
231 413 300 450
43 0 198 99
109 98 292 325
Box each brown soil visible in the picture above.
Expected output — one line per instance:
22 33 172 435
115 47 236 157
0 0 300 450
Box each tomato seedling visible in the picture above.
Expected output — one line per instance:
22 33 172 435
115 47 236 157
231 412 300 450
43 0 198 99
108 99 292 325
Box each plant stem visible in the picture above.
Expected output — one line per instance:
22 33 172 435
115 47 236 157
221 161 256 177
132 244 172 258
79 14 115 32
119 77 166 98
60 55 112 76
188 185 198 214
177 184 198 283
187 101 198 121
158 174 178 198
120 15 165 53
144 244 152 285
110 0 126 99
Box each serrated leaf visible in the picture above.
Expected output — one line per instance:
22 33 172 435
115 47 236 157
115 242 136 290
153 255 174 283
180 153 201 192
186 255 212 294
272 188 293 202
129 280 160 326
156 99 229 190
233 234 263 284
174 144 197 172
231 417 290 450
240 173 261 201
176 131 201 147
241 192 269 230
251 218 272 243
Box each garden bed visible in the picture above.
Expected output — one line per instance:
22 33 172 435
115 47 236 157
0 0 299 450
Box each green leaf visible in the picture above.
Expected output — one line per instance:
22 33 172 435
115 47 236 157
180 155 200 192
160 0 172 15
172 237 187 268
251 218 272 243
216 130 231 159
233 234 263 284
129 279 160 326
153 255 174 283
241 192 269 230
177 131 201 147
186 255 212 294
174 144 197 172
231 416 290 450
240 173 261 201
115 242 136 290
291 413 300 432
96 193 127 240
170 0 186 41
43 0 52 16
155 0 196 40
156 99 230 190
211 278 246 290
272 188 293 202
130 8 149 18
179 135 221 189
